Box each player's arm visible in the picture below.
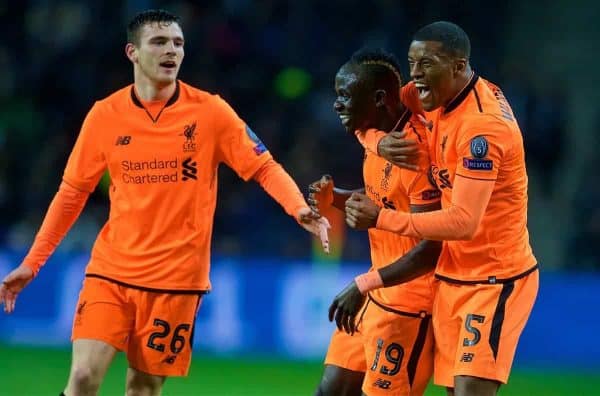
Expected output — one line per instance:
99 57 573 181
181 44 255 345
348 120 506 240
330 201 442 334
252 159 330 253
213 96 330 252
1 103 106 313
355 128 420 171
354 84 427 170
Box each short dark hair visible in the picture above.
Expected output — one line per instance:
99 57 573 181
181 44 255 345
413 21 470 59
127 9 181 46
348 47 403 90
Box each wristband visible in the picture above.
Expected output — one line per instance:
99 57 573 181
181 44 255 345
354 271 384 295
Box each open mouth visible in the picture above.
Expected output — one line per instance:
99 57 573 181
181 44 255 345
160 60 177 69
415 83 431 101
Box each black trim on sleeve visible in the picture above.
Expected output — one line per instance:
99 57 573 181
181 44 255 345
489 282 514 360
397 108 413 131
85 273 210 295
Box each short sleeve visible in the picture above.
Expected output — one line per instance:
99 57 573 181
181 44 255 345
214 96 272 180
455 116 509 181
62 102 107 192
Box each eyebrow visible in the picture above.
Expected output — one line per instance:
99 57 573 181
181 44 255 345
148 35 184 42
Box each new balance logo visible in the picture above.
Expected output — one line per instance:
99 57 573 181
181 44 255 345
373 378 391 389
116 136 131 145
460 353 475 362
182 157 197 181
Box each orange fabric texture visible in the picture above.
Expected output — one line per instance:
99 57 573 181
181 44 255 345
361 301 434 396
63 81 274 291
432 271 539 386
22 181 90 276
376 174 494 240
324 328 367 372
378 75 536 282
72 276 201 377
252 158 308 218
360 113 439 313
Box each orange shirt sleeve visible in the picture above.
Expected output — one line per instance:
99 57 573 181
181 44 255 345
399 82 424 117
63 102 107 193
376 174 494 240
376 117 510 240
214 96 273 181
22 182 90 275
455 116 509 181
253 158 308 218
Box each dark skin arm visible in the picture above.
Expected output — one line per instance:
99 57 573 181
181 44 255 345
307 175 364 213
328 200 442 334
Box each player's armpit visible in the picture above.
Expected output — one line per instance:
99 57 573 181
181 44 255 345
376 174 495 240
22 181 90 276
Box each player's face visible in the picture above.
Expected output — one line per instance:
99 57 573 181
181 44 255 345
134 22 184 86
408 40 456 111
333 65 375 133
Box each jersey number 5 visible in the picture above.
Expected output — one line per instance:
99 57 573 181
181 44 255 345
463 313 485 347
147 318 191 353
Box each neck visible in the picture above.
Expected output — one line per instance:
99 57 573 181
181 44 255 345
445 66 474 107
375 103 406 132
134 71 176 102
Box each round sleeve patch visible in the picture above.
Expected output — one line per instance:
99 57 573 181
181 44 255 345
470 135 488 158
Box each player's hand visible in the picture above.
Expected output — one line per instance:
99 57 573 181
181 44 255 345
297 207 331 253
345 193 381 230
328 280 365 335
0 265 34 314
307 175 334 214
378 131 420 171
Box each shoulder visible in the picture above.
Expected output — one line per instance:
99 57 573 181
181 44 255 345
92 85 132 114
177 80 229 109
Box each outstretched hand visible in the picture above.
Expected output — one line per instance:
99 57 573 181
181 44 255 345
307 175 334 214
378 130 420 170
344 193 381 230
328 280 365 334
0 265 34 314
297 207 331 253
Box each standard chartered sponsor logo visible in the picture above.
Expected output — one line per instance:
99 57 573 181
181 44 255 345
121 158 180 184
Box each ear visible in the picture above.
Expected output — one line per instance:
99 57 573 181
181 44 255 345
125 43 138 64
374 89 387 107
454 58 467 76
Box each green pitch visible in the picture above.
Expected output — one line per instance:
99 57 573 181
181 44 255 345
1 345 598 395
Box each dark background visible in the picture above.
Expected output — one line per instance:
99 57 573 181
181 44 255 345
1 0 598 271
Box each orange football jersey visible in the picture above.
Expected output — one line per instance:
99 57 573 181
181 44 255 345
425 74 537 281
361 110 440 312
63 81 272 291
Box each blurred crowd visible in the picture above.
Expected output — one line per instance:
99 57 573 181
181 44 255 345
1 1 591 268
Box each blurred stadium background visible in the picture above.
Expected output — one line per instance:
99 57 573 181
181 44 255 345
1 1 599 395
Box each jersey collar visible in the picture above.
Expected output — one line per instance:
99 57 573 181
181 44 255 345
443 73 479 114
130 80 181 109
